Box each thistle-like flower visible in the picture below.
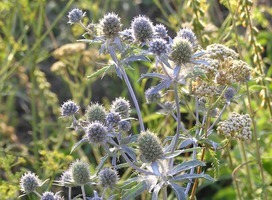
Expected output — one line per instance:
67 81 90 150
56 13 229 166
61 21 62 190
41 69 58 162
41 191 61 200
177 28 197 46
86 121 107 144
99 12 122 39
118 120 132 132
98 168 119 188
131 15 154 43
67 8 86 25
70 160 90 185
154 24 168 39
106 112 121 127
138 131 164 163
149 38 168 56
61 100 80 116
59 170 73 187
110 97 131 118
145 87 161 103
169 37 193 65
85 103 106 123
224 87 236 102
19 172 41 194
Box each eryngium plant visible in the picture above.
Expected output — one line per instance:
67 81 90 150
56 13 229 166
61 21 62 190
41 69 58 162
20 8 255 200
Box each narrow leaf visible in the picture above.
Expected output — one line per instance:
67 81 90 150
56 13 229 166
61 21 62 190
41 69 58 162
70 138 88 154
87 65 113 79
151 161 160 176
170 173 214 182
169 160 206 176
95 154 109 172
169 182 186 200
122 182 148 200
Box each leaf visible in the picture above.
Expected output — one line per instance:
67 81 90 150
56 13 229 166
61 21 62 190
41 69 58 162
169 182 186 200
70 138 88 154
108 45 118 64
150 80 172 94
123 55 150 64
87 65 113 79
95 155 108 172
151 161 160 176
168 160 206 176
140 72 167 80
179 139 194 149
161 150 183 159
122 145 137 162
170 172 214 182
173 65 181 79
151 182 164 200
122 182 148 200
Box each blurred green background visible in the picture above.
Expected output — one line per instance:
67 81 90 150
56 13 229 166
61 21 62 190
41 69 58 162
0 0 272 199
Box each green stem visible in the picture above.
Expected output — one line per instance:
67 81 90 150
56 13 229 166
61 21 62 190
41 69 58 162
81 185 86 200
162 186 168 200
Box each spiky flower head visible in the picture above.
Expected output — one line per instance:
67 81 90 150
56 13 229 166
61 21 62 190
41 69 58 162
61 100 80 116
98 168 119 188
110 97 131 118
145 87 161 103
106 112 121 127
99 12 121 39
60 170 73 187
131 15 154 43
138 130 164 163
170 37 193 65
67 8 86 25
224 87 236 102
70 160 90 185
41 191 61 200
20 172 41 194
177 28 197 46
149 38 168 56
118 120 132 132
120 28 133 41
154 24 168 38
86 121 107 144
85 103 106 123
161 101 175 115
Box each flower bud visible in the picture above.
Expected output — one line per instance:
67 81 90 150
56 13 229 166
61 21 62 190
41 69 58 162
86 122 107 144
138 131 163 163
106 112 121 127
177 28 197 46
149 38 168 56
99 12 121 39
98 168 119 188
20 172 41 194
67 8 86 25
145 87 161 103
131 15 154 43
224 87 236 102
118 120 132 132
110 97 131 118
85 103 106 123
70 160 90 185
61 100 80 116
41 191 61 200
154 24 168 38
170 37 193 65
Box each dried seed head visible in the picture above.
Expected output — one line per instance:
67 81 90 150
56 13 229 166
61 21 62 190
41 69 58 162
85 103 106 123
86 122 107 144
131 15 154 43
61 100 80 116
106 112 121 127
99 12 121 38
20 172 41 194
170 37 193 65
70 160 90 185
145 87 161 103
110 97 131 118
118 120 132 132
149 38 168 56
98 168 119 188
154 24 168 38
177 28 197 46
67 8 86 25
138 130 164 163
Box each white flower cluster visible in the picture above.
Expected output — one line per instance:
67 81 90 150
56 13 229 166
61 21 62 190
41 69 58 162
192 77 219 97
217 113 252 140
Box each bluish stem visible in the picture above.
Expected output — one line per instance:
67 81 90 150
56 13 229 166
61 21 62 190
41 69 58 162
81 185 86 200
185 141 197 195
120 66 145 131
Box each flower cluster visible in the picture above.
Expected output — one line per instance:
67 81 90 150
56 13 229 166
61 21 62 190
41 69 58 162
217 113 252 140
99 12 122 39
